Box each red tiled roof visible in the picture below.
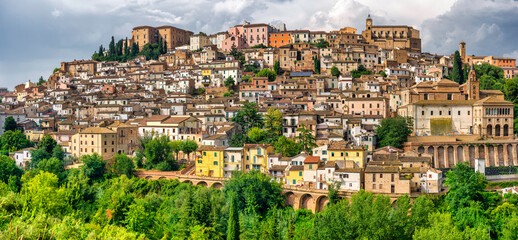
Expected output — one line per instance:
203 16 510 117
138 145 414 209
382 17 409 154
304 156 320 164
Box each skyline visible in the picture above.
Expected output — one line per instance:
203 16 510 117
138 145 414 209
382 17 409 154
1 0 518 89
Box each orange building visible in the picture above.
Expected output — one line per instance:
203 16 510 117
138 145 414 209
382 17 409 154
269 32 292 48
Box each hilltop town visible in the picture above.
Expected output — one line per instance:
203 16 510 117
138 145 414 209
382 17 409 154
2 16 518 197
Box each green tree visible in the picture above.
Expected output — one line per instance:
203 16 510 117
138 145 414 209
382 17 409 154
38 134 57 155
327 182 341 205
223 171 283 216
144 136 176 170
21 171 70 217
180 140 198 161
232 102 263 132
0 155 23 190
375 116 413 148
80 153 106 182
379 71 387 77
52 145 65 161
37 76 46 86
330 66 341 77
256 69 277 82
444 161 487 215
0 130 31 152
452 51 464 84
264 108 283 140
247 127 266 143
273 136 301 157
504 77 518 103
313 39 329 49
227 193 240 240
113 153 135 178
224 76 235 90
413 212 489 240
170 140 182 162
313 56 320 74
351 64 372 78
4 116 17 132
37 157 65 181
295 124 317 154
273 61 280 75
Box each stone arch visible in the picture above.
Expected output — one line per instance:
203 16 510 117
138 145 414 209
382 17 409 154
478 145 485 159
457 146 464 163
182 180 192 185
300 194 315 211
285 192 296 207
145 176 153 180
469 145 476 164
316 196 329 212
498 145 505 166
427 147 435 167
437 146 445 168
507 144 513 165
197 181 208 187
504 124 509 137
487 145 495 166
447 146 454 168
211 182 223 189
495 125 501 137
417 146 425 154
158 176 167 180
487 124 493 136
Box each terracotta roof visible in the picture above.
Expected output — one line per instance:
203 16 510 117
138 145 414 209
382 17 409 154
304 156 320 164
80 127 116 134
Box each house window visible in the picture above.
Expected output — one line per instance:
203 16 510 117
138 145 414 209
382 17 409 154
214 161 218 165
299 171 302 176
447 94 452 100
293 179 296 184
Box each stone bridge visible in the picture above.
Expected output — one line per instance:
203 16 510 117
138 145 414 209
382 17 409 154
135 171 414 213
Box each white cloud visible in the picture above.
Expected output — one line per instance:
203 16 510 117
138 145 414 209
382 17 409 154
51 9 61 17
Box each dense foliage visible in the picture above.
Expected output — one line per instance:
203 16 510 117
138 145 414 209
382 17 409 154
375 116 413 148
92 36 167 62
230 104 305 156
350 64 372 78
1 160 518 239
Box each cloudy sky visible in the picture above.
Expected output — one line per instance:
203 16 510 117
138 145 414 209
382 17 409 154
1 0 517 89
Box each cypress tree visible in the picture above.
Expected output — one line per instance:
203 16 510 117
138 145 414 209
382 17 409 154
452 51 464 84
163 39 168 54
124 38 129 56
313 56 320 74
227 193 240 240
158 37 164 55
108 36 116 59
131 43 139 57
98 45 104 58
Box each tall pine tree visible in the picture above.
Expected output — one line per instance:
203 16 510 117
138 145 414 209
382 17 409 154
227 193 240 240
452 50 464 84
108 36 116 60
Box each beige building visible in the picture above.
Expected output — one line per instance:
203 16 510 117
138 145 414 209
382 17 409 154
190 34 211 51
131 25 193 51
362 15 421 53
70 127 117 160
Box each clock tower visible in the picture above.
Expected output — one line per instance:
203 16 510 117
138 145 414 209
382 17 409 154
366 14 372 30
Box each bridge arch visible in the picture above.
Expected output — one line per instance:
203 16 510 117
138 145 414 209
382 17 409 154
210 182 223 189
196 181 208 187
316 195 329 212
284 192 296 207
182 180 192 185
145 176 153 180
158 176 167 180
300 194 315 211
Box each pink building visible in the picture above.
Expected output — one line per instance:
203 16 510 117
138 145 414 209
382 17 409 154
221 23 272 52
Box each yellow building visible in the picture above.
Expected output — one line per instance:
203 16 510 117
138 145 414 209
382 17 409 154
70 127 117 160
327 141 367 167
286 165 304 185
195 146 226 177
243 144 274 173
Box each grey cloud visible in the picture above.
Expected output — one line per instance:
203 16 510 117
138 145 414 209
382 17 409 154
421 0 518 57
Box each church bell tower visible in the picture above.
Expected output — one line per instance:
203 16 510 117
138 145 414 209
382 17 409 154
467 64 479 100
